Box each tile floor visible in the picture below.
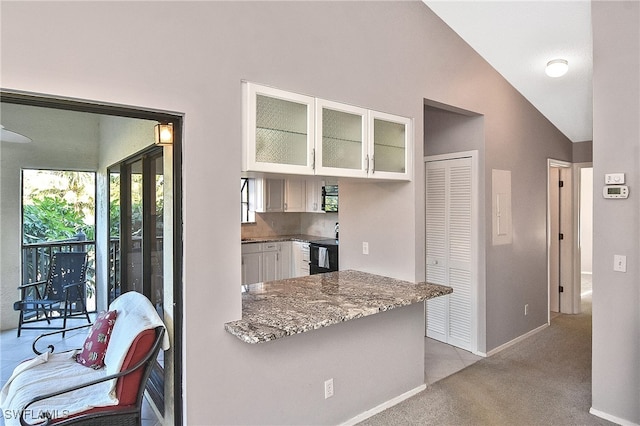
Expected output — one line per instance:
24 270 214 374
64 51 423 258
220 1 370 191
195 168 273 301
0 319 161 426
424 337 483 385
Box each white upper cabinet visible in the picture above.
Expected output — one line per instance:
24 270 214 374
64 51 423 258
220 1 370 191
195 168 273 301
254 178 285 212
284 178 307 212
368 110 412 181
305 179 324 213
315 99 368 178
243 82 315 175
243 81 412 181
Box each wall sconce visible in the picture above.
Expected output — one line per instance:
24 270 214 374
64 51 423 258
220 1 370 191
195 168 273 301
545 59 569 78
155 122 174 145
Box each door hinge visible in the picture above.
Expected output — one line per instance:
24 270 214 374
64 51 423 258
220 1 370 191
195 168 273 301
559 286 564 293
559 233 564 240
559 180 564 188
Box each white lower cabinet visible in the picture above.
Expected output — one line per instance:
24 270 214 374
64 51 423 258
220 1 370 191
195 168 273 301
241 241 291 285
241 243 263 285
277 241 291 280
291 241 310 277
262 243 279 282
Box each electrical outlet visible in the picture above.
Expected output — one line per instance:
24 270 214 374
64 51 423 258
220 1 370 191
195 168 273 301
324 378 334 399
614 255 627 272
524 304 528 316
362 242 369 255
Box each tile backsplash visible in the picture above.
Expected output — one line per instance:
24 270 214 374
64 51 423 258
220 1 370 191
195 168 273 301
300 212 338 238
242 212 338 239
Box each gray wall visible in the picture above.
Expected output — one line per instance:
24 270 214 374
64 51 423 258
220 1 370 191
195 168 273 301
573 140 593 163
591 2 640 424
423 87 574 352
1 1 612 424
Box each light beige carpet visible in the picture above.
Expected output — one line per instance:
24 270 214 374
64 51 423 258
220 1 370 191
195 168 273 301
360 295 615 426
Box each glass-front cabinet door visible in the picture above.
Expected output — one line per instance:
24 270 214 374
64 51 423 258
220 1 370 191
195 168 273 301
368 110 412 181
243 82 315 175
315 99 368 178
242 81 412 181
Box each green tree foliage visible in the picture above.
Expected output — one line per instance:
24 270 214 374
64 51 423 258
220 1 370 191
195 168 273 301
109 172 121 237
23 196 87 243
22 170 95 244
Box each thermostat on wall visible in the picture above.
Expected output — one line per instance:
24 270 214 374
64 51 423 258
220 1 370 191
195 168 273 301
603 185 629 199
605 173 625 184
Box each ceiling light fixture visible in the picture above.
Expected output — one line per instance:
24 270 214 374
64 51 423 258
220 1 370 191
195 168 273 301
154 122 174 145
0 125 32 143
545 59 569 78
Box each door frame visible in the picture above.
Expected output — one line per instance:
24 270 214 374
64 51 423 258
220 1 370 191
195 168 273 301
547 158 578 320
0 89 184 425
424 150 480 355
573 162 593 307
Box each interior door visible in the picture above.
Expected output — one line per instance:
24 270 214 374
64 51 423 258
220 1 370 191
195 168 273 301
425 157 476 352
548 164 574 314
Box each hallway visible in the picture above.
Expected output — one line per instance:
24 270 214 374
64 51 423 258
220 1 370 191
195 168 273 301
363 291 612 425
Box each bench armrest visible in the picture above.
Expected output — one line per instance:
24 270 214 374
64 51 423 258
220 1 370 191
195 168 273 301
32 323 94 355
17 280 47 290
62 281 85 291
20 327 165 426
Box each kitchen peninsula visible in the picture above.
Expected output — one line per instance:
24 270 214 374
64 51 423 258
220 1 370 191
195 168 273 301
225 270 452 344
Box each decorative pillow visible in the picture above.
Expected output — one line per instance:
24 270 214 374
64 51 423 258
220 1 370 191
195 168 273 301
75 310 117 369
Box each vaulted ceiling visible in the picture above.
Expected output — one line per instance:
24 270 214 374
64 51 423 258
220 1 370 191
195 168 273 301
424 1 593 143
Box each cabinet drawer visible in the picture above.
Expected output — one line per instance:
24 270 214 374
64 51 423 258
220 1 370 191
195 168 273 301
241 243 263 254
262 242 279 251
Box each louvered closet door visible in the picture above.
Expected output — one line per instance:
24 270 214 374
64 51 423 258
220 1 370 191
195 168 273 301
425 157 475 352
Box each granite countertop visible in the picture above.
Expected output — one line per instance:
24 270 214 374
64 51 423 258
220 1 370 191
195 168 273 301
224 270 452 344
241 234 327 244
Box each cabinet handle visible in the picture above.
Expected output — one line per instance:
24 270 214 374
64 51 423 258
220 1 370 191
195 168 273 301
365 155 369 173
284 202 288 211
371 156 375 174
312 148 316 170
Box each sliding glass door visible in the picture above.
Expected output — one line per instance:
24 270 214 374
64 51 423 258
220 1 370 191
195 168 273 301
108 146 165 410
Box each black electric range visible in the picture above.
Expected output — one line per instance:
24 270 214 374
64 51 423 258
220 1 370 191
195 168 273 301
308 239 339 275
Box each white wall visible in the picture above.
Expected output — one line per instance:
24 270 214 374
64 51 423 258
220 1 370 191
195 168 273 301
0 104 100 329
591 2 640 424
1 1 592 424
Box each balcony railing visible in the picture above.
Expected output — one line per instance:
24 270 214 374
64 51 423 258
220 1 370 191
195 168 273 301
21 239 97 313
18 237 124 329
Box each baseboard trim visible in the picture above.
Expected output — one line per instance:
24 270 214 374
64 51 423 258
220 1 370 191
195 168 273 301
483 323 549 357
340 384 427 426
590 407 640 426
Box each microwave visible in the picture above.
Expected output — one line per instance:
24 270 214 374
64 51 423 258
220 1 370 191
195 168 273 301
322 185 338 212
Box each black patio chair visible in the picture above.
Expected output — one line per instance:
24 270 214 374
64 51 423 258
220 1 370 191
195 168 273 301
13 251 92 337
